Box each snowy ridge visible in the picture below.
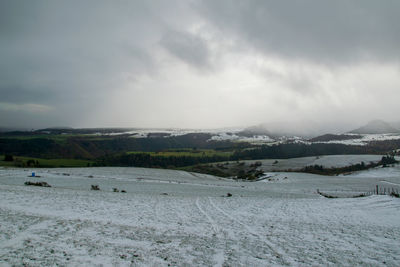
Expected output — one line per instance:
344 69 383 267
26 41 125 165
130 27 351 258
308 133 400 146
89 127 400 147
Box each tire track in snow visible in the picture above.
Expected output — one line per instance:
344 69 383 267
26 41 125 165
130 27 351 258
380 179 400 186
207 197 291 265
195 197 220 236
0 219 51 249
195 197 227 267
151 195 162 223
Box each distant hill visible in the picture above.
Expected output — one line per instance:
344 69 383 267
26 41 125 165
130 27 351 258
237 125 272 137
0 127 31 133
349 120 400 134
309 134 362 142
41 126 74 130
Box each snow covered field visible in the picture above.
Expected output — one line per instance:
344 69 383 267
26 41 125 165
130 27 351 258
1 158 400 266
257 154 385 172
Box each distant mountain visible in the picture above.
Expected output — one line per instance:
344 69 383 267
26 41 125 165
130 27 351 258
390 121 400 130
239 120 336 138
349 120 400 134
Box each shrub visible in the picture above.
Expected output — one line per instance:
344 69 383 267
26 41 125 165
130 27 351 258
380 155 398 165
25 181 51 187
4 155 14 161
390 192 399 198
91 185 100 190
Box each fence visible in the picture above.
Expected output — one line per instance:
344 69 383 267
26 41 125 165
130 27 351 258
317 185 400 198
370 185 399 197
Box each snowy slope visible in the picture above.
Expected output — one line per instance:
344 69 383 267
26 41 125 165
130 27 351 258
1 163 400 266
310 133 400 146
250 154 384 172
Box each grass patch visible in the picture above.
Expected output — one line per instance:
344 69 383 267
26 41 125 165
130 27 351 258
0 155 94 168
126 149 232 158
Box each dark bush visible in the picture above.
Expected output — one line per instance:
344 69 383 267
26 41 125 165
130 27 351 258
390 192 399 198
4 154 14 161
380 155 397 165
25 181 51 187
91 185 100 190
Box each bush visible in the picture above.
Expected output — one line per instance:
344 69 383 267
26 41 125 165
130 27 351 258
91 185 100 190
390 192 399 198
4 155 14 161
380 155 397 165
24 181 51 187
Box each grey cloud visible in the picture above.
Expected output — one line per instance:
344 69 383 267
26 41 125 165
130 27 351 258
0 0 399 130
197 0 400 64
0 87 56 104
160 31 211 69
0 0 175 127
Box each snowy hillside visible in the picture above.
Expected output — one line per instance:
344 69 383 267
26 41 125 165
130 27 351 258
1 160 400 266
308 133 400 146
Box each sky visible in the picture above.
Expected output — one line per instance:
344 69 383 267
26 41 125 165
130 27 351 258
1 0 399 132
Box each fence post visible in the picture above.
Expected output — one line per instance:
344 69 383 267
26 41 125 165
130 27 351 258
376 185 379 195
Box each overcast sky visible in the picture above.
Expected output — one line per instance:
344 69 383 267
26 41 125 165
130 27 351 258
1 0 399 131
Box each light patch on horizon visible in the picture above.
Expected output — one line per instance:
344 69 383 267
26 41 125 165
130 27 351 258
0 103 53 113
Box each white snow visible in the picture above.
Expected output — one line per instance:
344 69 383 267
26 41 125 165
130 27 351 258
243 154 384 172
1 161 400 266
311 133 400 146
209 133 274 144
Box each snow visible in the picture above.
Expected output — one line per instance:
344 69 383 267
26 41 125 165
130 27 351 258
1 161 400 266
245 154 384 172
86 127 400 147
311 133 400 146
209 133 274 144
86 127 279 144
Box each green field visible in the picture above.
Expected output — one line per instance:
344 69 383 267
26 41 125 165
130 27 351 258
126 149 232 157
0 155 94 168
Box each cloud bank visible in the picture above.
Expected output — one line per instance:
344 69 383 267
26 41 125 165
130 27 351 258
1 0 399 132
